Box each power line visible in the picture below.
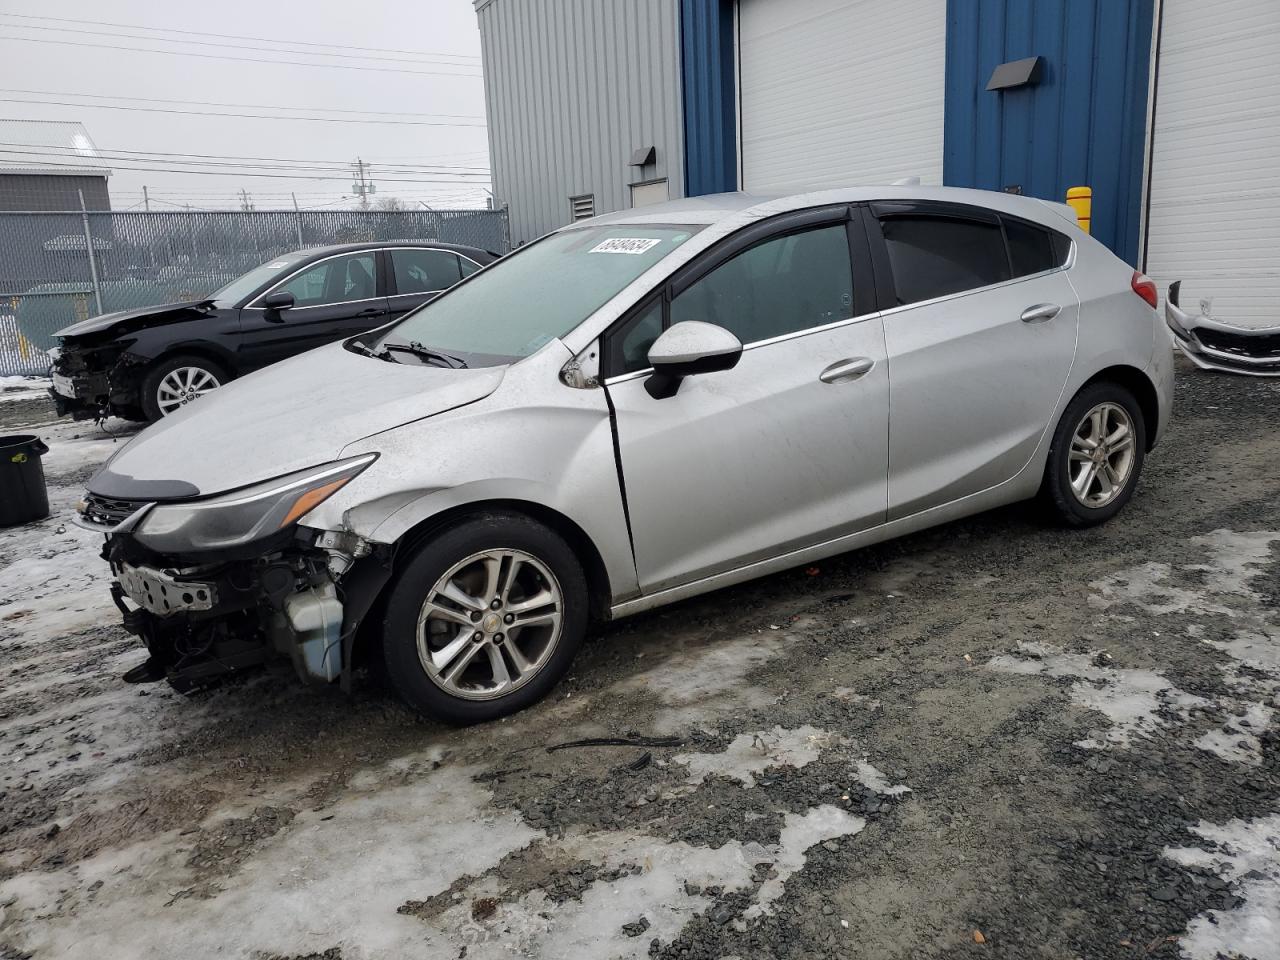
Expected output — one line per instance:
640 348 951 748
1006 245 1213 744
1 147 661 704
0 156 490 185
0 97 486 127
0 12 480 62
0 87 484 122
0 19 483 67
0 36 483 79
0 145 491 178
0 140 489 172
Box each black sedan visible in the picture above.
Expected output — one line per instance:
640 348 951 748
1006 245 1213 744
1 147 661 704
49 241 497 422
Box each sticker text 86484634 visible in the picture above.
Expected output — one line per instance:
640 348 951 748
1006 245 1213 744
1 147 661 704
589 238 663 255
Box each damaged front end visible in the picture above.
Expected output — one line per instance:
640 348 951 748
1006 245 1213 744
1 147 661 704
49 338 146 420
76 455 391 692
1165 281 1280 377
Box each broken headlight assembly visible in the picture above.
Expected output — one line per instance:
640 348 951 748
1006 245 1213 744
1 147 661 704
130 453 377 554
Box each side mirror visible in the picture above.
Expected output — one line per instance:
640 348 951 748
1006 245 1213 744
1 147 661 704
262 291 295 320
645 320 742 399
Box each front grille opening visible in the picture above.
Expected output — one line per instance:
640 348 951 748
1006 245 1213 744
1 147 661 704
81 493 146 527
1196 328 1280 358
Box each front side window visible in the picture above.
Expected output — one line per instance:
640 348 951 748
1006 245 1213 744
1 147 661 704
275 253 377 307
607 299 664 375
670 224 853 345
391 248 462 294
880 216 1009 306
381 225 697 365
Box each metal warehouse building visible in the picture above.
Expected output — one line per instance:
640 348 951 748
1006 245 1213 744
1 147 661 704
475 0 1279 326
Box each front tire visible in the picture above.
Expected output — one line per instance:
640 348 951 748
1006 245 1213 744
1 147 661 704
140 354 229 421
1041 381 1146 527
381 513 588 724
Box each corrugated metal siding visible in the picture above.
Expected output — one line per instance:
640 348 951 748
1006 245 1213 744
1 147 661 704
477 0 685 245
680 0 737 196
1142 0 1280 326
737 0 947 192
0 175 111 212
944 0 1154 264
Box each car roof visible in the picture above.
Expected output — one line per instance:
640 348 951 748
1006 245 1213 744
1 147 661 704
579 185 1081 232
287 240 497 261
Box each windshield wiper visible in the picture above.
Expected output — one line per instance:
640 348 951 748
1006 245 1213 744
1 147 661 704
348 340 399 363
380 341 469 369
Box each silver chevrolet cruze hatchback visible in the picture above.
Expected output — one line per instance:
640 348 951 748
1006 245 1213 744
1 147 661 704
78 187 1174 723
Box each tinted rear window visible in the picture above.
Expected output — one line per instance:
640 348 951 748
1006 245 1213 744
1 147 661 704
880 216 1010 305
1004 218 1061 277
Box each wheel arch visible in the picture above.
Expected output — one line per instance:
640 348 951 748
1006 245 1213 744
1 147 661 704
391 498 613 622
1078 365 1159 451
141 343 239 379
345 498 614 675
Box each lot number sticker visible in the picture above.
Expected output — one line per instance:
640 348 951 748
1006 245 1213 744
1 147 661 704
589 238 663 255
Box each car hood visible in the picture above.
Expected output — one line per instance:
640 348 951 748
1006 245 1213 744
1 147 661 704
55 300 213 339
88 341 507 499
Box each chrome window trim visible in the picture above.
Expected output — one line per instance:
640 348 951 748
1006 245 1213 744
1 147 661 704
248 249 380 310
876 254 1075 322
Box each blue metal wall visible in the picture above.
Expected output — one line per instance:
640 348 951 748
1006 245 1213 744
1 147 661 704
679 0 737 197
944 0 1154 263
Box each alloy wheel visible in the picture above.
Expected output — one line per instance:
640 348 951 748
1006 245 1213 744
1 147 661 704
1068 402 1136 508
416 549 564 701
156 366 222 415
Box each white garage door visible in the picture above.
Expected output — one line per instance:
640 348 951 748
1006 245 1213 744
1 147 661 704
1143 0 1280 326
737 0 946 193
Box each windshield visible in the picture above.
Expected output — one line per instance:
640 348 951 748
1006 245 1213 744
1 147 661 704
209 252 307 308
377 225 698 364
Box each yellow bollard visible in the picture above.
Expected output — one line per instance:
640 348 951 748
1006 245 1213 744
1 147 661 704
1066 186 1092 234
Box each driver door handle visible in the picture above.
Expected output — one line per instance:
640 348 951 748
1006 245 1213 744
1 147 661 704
357 307 382 316
1020 303 1061 324
819 357 875 384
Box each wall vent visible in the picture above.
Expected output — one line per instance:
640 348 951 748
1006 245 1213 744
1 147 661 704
569 194 595 220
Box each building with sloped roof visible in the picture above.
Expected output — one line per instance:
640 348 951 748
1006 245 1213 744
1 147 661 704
0 119 112 211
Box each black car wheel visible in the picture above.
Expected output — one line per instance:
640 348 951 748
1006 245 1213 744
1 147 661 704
381 512 588 725
140 354 230 421
1041 381 1146 527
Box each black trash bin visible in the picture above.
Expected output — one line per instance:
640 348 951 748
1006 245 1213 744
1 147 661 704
0 435 51 527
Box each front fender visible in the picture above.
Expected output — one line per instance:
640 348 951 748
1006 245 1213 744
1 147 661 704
299 347 640 604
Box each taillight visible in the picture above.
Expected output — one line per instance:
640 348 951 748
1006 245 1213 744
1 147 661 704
1131 270 1158 309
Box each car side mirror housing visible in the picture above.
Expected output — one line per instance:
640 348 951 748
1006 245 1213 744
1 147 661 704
644 320 742 399
262 291 295 320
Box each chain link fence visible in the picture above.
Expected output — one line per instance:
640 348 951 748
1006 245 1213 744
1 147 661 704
0 207 511 375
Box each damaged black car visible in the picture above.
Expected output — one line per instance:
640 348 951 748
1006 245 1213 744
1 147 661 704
48 240 496 421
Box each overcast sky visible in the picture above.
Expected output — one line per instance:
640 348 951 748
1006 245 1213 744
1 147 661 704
0 0 490 210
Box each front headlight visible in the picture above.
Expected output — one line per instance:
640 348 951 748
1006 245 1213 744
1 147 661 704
132 454 377 553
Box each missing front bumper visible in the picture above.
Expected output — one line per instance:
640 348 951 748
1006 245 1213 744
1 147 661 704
1166 284 1280 377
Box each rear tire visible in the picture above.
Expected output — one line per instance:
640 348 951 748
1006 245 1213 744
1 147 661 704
140 354 229 422
1041 381 1146 527
381 513 588 724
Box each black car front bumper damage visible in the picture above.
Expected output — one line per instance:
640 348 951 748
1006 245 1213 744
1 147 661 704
49 343 146 419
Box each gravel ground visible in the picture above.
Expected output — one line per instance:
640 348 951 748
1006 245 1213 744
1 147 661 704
0 361 1277 960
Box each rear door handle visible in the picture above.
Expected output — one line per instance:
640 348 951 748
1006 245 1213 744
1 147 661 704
1020 303 1061 324
819 357 875 384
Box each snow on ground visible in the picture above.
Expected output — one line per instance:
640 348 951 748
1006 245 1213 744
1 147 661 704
997 526 1280 960
1165 814 1280 960
0 376 51 403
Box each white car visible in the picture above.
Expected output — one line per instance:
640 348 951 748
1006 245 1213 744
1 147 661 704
76 186 1175 723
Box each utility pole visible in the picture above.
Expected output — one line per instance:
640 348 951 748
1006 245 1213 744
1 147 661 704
351 157 376 209
239 188 255 212
142 185 150 211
